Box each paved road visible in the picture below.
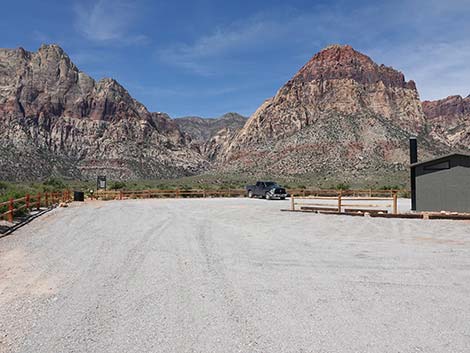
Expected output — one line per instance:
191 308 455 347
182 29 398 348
1 198 469 353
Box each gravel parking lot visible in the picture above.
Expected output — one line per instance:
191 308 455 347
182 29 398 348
1 198 469 353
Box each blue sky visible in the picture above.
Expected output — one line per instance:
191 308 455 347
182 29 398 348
1 0 470 117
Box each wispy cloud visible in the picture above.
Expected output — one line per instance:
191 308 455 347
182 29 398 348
158 1 470 101
74 0 148 45
158 9 317 76
370 40 470 101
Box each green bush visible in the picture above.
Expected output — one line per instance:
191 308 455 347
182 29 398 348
332 183 350 190
43 178 66 190
379 185 402 190
109 181 127 190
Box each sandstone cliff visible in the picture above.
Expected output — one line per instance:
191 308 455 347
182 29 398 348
220 45 445 183
174 113 247 160
1 43 467 184
0 44 207 181
422 95 470 149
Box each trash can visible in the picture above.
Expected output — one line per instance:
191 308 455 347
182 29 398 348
74 191 85 202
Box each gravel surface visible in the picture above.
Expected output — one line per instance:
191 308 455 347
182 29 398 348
1 198 469 353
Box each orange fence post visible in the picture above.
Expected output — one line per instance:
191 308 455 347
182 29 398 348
37 193 41 210
392 191 398 215
8 198 14 223
45 193 49 207
120 191 123 200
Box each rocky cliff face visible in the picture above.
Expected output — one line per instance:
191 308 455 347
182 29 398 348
220 45 443 183
1 43 467 184
174 113 247 160
422 95 470 149
0 44 207 181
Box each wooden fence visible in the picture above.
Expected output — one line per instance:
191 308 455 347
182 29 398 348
0 190 72 223
288 189 403 198
290 190 399 215
92 189 248 200
92 188 405 202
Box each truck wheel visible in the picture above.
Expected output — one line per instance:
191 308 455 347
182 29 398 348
265 192 271 200
248 190 253 198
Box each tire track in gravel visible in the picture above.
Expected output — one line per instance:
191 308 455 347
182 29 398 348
194 219 269 352
48 206 174 353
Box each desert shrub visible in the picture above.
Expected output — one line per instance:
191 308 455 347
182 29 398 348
109 181 127 190
379 185 402 190
43 178 66 191
332 183 350 190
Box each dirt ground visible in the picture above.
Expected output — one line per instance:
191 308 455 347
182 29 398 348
1 198 469 353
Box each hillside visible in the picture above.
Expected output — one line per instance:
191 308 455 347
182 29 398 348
0 44 207 181
219 45 450 184
422 95 470 150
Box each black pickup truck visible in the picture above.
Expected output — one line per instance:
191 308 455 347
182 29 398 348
246 181 288 200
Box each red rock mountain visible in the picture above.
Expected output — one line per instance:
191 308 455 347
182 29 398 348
220 45 447 184
0 44 467 184
0 44 207 181
422 95 470 149
174 113 247 160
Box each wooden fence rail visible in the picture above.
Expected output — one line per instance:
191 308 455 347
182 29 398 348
92 189 248 201
0 190 71 223
288 188 404 198
290 191 399 215
91 188 408 203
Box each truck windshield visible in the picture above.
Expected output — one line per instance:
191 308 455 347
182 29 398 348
265 182 278 187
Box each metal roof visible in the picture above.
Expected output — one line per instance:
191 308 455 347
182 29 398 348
410 153 470 168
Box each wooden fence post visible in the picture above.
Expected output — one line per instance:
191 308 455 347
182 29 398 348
392 191 398 215
291 195 295 211
37 193 41 210
176 188 180 198
337 191 342 213
25 194 30 212
8 198 14 223
120 191 123 200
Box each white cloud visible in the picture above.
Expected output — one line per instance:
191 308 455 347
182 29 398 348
370 41 470 101
158 1 470 100
158 10 317 76
74 0 148 45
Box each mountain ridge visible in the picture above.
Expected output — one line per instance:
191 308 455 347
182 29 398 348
0 44 207 181
217 44 451 184
0 43 468 184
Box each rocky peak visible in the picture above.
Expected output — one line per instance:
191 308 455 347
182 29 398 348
174 113 247 143
292 44 416 90
0 44 208 180
219 45 431 183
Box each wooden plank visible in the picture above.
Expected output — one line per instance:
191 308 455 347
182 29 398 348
428 214 470 220
300 206 339 212
344 208 388 214
370 213 423 219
